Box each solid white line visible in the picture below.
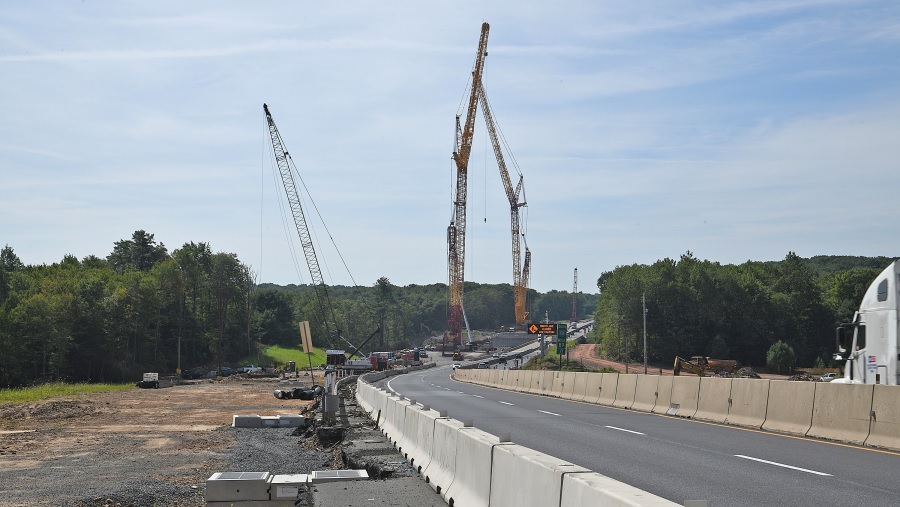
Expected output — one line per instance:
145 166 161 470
605 425 645 435
537 410 561 417
498 401 514 405
735 455 832 476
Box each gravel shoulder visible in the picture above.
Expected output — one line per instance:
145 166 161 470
0 377 324 507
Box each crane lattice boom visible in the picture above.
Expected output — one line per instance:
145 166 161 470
447 22 490 348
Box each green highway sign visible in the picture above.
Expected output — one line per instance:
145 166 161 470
557 339 566 355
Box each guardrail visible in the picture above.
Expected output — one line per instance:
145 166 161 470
454 369 900 452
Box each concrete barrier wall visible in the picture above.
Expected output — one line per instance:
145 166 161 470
725 378 769 428
561 472 680 506
653 376 674 414
762 380 816 436
631 375 659 412
598 373 619 406
421 417 466 496
569 372 590 401
561 371 578 400
517 370 536 393
405 406 445 474
669 376 701 418
613 374 638 409
583 372 604 404
865 384 900 450
488 444 590 507
549 371 565 398
444 427 512 507
536 371 555 395
807 382 874 445
693 377 733 423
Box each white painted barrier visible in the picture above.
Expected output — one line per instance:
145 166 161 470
567 372 589 401
444 427 512 507
421 417 466 497
583 372 604 404
561 471 681 506
724 378 769 429
489 444 590 507
693 377 732 424
613 374 638 409
807 382 874 445
865 384 900 451
631 375 659 412
762 380 816 436
404 405 445 473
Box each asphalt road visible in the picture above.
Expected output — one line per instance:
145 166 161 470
382 364 900 507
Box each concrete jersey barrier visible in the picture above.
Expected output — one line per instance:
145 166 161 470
561 471 681 506
693 377 733 423
762 380 816 436
669 376 701 418
865 384 900 451
582 372 604 404
653 376 674 414
725 378 769 429
568 372 590 401
444 427 513 507
421 417 466 497
598 373 620 406
613 374 638 409
807 382 874 445
631 375 660 412
489 444 590 507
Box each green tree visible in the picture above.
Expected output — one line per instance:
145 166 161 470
107 230 169 273
767 340 795 374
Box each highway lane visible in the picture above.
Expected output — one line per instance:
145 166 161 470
380 365 900 507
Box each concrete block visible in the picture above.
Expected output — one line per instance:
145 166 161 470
568 372 590 401
693 377 732 423
232 415 261 428
762 380 816 436
421 418 466 496
444 427 512 507
669 376 701 418
583 372 604 404
206 472 271 502
807 382 874 445
613 374 638 409
560 471 681 506
652 376 674 414
549 371 566 398
725 378 769 429
402 404 443 472
270 474 309 501
260 416 280 427
598 373 619 406
278 415 305 427
865 384 900 451
489 444 590 507
631 375 659 412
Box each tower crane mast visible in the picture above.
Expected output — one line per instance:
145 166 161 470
478 82 530 324
447 23 490 350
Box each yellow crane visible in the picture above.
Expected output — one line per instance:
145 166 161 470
478 82 530 324
446 23 490 351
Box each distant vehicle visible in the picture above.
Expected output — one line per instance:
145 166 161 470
181 368 205 380
491 353 499 358
820 373 837 382
452 364 461 370
478 362 488 369
242 365 262 374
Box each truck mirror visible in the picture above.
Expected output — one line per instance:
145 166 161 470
835 325 851 354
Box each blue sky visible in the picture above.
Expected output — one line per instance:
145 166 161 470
2 1 899 293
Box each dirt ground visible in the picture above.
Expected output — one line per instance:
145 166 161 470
0 375 319 507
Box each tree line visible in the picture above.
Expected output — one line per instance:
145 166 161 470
0 230 596 387
591 251 894 370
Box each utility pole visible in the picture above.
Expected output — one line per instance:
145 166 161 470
643 293 648 374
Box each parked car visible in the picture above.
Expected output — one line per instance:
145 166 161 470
181 368 205 380
241 365 263 374
820 373 837 382
452 363 461 370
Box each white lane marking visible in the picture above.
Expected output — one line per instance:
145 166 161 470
457 391 465 394
472 395 483 398
735 455 832 476
537 410 561 417
605 425 645 435
499 401 514 406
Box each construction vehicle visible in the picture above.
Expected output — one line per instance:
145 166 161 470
263 104 381 359
834 260 900 385
452 350 463 362
673 356 738 376
478 79 530 325
446 23 490 354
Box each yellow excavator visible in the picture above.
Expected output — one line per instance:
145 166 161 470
673 356 738 376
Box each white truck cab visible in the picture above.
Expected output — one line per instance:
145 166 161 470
834 260 900 385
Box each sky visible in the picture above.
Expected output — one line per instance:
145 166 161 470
2 1 899 294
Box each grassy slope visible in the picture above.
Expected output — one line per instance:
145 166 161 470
0 382 132 404
241 345 328 369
